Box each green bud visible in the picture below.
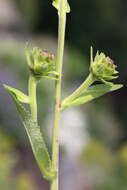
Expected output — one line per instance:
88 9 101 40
90 50 118 84
52 0 70 13
26 46 58 80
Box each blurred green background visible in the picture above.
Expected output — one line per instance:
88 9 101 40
0 0 127 189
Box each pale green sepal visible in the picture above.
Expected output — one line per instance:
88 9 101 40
46 71 60 76
5 88 56 181
62 84 123 109
4 84 30 104
52 0 70 13
42 76 59 81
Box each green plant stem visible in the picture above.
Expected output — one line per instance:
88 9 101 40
28 75 37 122
51 1 67 190
62 73 96 109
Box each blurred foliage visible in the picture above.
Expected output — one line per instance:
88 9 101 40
0 42 27 79
117 144 127 166
80 139 127 189
0 129 37 190
15 0 40 30
0 129 15 189
65 48 88 82
80 139 114 170
15 173 35 190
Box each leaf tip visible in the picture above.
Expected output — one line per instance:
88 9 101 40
3 84 9 91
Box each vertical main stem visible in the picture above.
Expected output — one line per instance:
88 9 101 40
28 75 37 122
51 1 67 190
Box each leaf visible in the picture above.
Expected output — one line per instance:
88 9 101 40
4 87 56 181
4 84 30 104
52 0 70 13
62 84 123 108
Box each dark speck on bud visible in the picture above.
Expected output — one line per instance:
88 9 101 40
25 46 59 80
90 50 119 84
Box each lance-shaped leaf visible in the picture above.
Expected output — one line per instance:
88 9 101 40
4 87 56 181
52 0 70 13
4 85 30 104
62 84 123 109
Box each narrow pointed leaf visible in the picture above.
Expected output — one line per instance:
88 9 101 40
62 84 123 108
5 88 56 181
4 84 30 104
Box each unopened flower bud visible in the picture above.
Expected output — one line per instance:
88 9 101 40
90 51 118 83
26 46 58 80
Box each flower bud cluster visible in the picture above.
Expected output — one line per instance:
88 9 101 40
26 47 58 80
90 51 118 83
